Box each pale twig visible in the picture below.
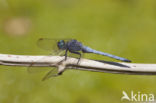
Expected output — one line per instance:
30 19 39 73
0 54 156 75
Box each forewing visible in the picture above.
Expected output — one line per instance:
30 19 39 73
37 38 59 51
27 38 70 74
37 38 71 55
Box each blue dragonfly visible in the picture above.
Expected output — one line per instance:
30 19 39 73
37 38 131 63
29 38 131 81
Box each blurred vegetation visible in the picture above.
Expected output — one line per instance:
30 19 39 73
0 0 156 103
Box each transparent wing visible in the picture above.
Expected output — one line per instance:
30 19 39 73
27 66 51 74
37 38 71 55
37 38 60 55
27 38 71 76
42 68 58 81
27 59 58 81
27 66 58 81
27 55 58 74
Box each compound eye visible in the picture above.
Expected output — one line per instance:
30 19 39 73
57 40 66 49
59 40 65 46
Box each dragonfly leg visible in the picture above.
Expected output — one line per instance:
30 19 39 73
69 51 81 64
64 49 68 61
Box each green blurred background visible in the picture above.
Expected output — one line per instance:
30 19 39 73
0 0 156 103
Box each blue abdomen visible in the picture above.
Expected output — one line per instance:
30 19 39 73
82 46 131 62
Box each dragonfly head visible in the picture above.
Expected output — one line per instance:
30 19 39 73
57 40 66 50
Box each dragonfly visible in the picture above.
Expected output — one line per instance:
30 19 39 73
29 38 131 81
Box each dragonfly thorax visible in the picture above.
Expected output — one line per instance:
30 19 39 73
57 40 67 50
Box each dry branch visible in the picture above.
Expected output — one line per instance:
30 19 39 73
0 54 156 75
